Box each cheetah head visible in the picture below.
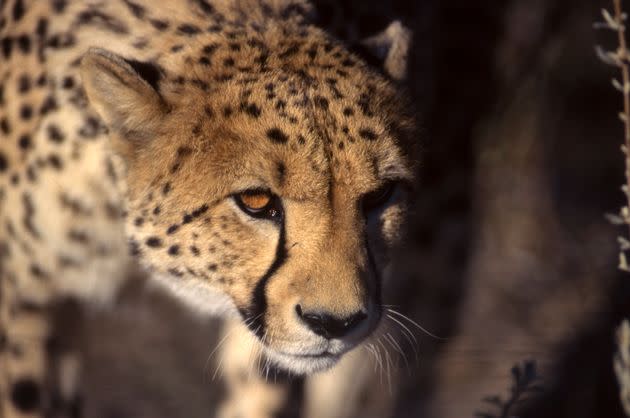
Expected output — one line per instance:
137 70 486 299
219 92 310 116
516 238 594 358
81 22 416 374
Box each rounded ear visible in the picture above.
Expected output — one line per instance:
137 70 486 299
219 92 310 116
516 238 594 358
80 48 169 143
361 21 412 81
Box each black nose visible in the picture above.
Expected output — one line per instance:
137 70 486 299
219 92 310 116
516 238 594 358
295 305 367 339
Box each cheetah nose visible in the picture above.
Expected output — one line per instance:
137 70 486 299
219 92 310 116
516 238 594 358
295 304 367 339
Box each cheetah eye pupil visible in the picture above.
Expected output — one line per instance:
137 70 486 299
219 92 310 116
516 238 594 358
234 189 283 221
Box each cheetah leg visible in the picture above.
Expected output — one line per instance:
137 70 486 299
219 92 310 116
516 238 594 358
216 319 303 418
0 292 84 418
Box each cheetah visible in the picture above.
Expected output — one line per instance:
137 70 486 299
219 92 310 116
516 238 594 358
0 0 416 417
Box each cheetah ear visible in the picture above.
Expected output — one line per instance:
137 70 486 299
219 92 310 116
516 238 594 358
80 48 169 147
361 21 412 81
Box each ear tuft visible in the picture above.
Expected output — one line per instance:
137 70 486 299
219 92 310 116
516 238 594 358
361 21 412 81
80 48 169 140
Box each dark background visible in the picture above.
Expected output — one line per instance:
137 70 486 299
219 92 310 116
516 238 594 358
78 1 630 417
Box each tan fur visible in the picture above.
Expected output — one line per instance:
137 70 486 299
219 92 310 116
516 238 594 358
0 0 416 416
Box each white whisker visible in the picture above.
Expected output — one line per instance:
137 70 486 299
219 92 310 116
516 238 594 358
386 313 418 348
377 337 393 394
386 308 444 340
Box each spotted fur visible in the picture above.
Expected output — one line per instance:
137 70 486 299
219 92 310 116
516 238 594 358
0 0 416 416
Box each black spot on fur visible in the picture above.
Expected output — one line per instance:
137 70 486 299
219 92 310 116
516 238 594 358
192 204 209 217
123 0 146 19
0 152 7 172
359 128 378 141
277 162 286 184
16 34 30 53
207 263 217 272
124 59 162 91
279 42 300 58
48 154 63 169
190 245 200 256
134 217 144 226
18 134 31 150
255 51 269 66
199 56 211 66
146 237 163 247
176 146 192 157
62 76 75 89
242 102 261 118
306 45 317 59
13 0 25 21
207 23 222 33
191 78 209 91
150 19 169 31
223 57 235 67
30 264 49 279
357 93 374 117
10 379 41 412
76 10 128 34
47 33 76 49
194 0 215 15
266 128 288 144
47 124 65 143
1 118 10 135
177 23 201 35
68 229 89 244
52 0 67 13
203 43 218 55
168 245 180 256
168 268 183 277
20 104 33 120
166 224 179 234
343 107 354 116
78 116 102 138
314 96 329 109
153 205 161 215
40 95 58 114
1 36 13 58
129 239 141 256
18 74 30 93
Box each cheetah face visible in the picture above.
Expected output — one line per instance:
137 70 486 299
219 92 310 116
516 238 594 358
81 43 416 374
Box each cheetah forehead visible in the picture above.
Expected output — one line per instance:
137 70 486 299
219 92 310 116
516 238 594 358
152 69 416 202
159 62 414 195
74 0 417 200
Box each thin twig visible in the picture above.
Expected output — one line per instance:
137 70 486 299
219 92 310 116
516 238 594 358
612 0 630 244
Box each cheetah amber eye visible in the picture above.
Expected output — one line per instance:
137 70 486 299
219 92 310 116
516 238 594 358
234 190 283 220
362 181 397 213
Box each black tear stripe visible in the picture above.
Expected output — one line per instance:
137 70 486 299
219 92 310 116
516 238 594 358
365 241 382 315
241 221 287 339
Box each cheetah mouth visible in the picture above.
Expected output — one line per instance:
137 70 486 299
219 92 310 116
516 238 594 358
264 348 342 373
277 350 337 359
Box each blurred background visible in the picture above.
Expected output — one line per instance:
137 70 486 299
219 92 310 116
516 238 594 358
74 0 630 417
